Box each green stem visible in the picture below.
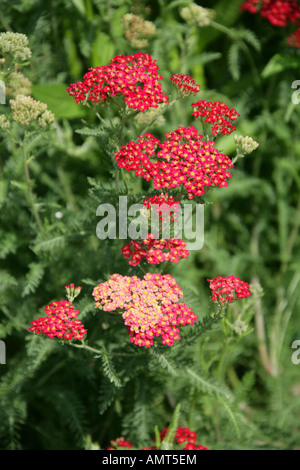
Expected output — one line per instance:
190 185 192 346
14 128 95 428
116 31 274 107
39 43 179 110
22 134 44 232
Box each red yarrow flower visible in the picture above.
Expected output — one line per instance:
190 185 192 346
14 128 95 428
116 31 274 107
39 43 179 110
66 53 168 112
143 193 180 224
29 300 87 341
287 27 300 47
115 126 233 200
170 73 200 96
191 100 240 136
207 276 252 304
107 427 208 450
92 273 197 348
122 234 189 266
241 0 300 27
107 437 134 450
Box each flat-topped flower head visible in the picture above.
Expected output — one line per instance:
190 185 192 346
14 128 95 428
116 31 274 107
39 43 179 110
115 126 233 199
67 53 168 112
234 134 259 155
241 0 300 27
170 74 200 97
191 100 240 136
180 3 215 27
122 235 189 266
10 95 55 128
207 276 252 304
121 14 156 48
29 300 87 341
93 273 196 348
287 27 300 47
0 32 31 63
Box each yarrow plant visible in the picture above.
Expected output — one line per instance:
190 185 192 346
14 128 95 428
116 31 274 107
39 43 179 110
29 51 256 353
191 100 240 137
121 14 156 49
66 53 168 111
122 234 189 266
207 276 253 305
92 273 197 347
29 300 87 341
108 427 209 450
115 126 234 199
241 0 300 47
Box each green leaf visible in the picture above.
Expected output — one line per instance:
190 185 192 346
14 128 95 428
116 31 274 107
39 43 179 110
261 54 300 79
92 32 115 68
32 83 88 119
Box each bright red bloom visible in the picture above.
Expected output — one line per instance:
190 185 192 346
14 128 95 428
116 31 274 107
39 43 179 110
108 427 208 450
170 73 200 96
122 234 189 266
241 0 261 14
207 276 252 304
115 126 233 200
260 0 300 26
66 53 168 112
191 100 240 136
287 27 300 47
107 437 134 450
93 273 197 348
143 193 180 224
241 0 300 26
158 427 209 450
29 300 87 341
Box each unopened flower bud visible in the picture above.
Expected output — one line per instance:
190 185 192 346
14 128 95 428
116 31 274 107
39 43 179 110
180 4 215 27
234 135 259 156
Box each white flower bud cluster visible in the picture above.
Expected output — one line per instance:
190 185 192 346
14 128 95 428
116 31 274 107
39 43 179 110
180 4 215 27
0 32 31 63
134 107 165 127
0 114 10 130
6 71 32 99
232 319 248 335
122 14 156 48
10 95 55 128
234 135 259 155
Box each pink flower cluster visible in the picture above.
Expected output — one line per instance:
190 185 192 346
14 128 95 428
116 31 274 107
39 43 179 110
191 100 240 136
207 276 252 304
170 73 201 96
115 126 233 199
29 300 87 340
241 0 300 47
122 234 189 266
92 273 197 347
66 53 168 111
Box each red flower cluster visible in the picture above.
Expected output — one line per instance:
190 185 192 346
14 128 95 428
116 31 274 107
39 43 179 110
107 437 133 450
191 100 240 136
207 276 252 304
115 126 233 199
29 300 87 340
170 73 200 96
92 273 197 348
66 53 168 112
143 193 180 224
107 427 208 450
242 0 300 26
241 0 300 47
159 427 209 450
122 234 189 266
287 26 300 47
